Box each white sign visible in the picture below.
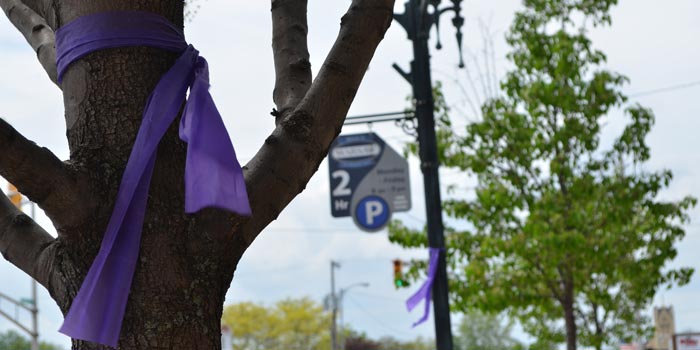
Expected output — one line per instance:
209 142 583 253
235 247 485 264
331 144 381 159
677 334 700 350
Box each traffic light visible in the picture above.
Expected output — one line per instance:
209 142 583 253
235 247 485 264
7 184 22 209
393 259 410 288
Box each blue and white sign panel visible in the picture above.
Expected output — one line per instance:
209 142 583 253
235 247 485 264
329 133 411 232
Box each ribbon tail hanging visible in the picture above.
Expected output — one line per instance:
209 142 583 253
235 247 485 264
405 247 441 328
59 156 156 347
179 56 251 215
59 49 197 347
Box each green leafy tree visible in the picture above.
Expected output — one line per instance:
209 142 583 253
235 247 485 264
221 297 331 350
454 310 524 350
342 328 434 350
390 1 695 350
375 335 434 350
0 329 64 350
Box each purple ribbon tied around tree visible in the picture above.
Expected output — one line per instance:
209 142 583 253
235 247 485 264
55 11 251 347
406 247 441 327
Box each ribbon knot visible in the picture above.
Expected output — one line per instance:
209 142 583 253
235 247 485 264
55 11 251 347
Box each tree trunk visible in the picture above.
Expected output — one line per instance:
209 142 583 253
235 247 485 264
50 2 243 349
0 0 395 349
563 282 577 350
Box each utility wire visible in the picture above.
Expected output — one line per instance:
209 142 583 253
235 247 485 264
267 227 359 233
353 291 406 302
399 212 426 225
267 231 362 236
345 295 414 337
628 80 700 97
336 257 399 263
265 226 394 234
235 261 319 274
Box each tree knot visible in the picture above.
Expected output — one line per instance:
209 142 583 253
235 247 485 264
280 110 314 142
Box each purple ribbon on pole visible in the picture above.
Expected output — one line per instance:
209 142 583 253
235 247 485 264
406 247 441 327
55 11 251 347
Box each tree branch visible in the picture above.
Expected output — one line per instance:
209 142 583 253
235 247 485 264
0 0 58 86
528 255 564 302
241 0 394 244
0 191 56 289
271 0 312 124
0 118 94 233
574 305 592 335
17 0 55 24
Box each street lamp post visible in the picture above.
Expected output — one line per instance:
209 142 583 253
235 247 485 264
29 202 39 350
392 1 465 349
3 185 39 350
337 282 370 350
330 260 341 350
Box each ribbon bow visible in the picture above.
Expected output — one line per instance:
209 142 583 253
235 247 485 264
55 11 251 347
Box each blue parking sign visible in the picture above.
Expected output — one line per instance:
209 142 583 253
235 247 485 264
328 133 411 232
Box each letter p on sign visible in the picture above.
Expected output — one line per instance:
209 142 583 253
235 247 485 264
356 196 390 231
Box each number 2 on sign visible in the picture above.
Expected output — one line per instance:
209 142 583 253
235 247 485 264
332 170 351 196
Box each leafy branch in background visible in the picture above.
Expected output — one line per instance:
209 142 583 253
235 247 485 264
0 330 64 350
454 309 525 350
390 0 696 349
221 297 435 350
221 297 331 350
343 330 434 350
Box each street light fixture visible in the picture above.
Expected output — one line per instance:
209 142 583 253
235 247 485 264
337 282 369 350
2 184 39 350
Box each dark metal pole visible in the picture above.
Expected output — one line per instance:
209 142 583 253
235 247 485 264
394 1 454 349
412 29 454 350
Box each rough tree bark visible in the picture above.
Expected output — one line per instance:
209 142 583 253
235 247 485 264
0 0 395 349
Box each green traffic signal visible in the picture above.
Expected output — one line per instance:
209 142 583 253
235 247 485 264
394 278 409 288
393 259 410 288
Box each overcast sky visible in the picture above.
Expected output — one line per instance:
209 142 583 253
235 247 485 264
1 0 699 348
